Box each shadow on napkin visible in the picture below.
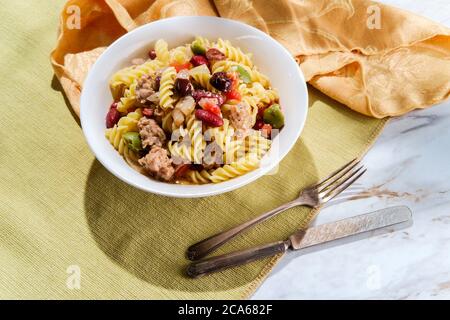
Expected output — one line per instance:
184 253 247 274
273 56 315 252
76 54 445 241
51 75 81 127
83 140 318 292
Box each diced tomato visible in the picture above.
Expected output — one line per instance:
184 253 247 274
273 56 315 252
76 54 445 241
226 90 241 101
190 55 209 67
261 124 272 138
198 98 222 116
227 72 240 91
170 62 192 72
203 102 222 116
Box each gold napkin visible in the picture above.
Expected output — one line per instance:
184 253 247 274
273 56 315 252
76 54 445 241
51 0 450 118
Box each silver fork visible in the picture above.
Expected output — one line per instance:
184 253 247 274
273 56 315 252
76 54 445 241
187 158 366 261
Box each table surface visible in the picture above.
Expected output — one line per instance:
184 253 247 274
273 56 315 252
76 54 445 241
253 0 450 299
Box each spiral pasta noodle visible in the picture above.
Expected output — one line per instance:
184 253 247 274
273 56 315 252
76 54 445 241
211 60 240 74
159 66 177 110
109 60 163 100
186 169 212 184
189 118 204 164
116 80 138 113
155 39 170 63
168 126 192 163
215 38 253 68
209 154 260 183
170 44 192 64
251 68 270 88
245 130 272 159
194 36 211 48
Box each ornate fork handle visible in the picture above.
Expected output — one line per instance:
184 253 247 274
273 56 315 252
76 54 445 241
187 200 301 261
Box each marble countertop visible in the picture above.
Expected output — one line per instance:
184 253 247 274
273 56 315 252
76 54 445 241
253 0 450 300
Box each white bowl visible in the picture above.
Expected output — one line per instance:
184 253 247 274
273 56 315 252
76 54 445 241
81 16 308 198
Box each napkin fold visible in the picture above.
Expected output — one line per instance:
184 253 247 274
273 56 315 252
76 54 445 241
51 0 450 118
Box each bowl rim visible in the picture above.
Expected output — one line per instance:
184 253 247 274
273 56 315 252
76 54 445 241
80 16 308 198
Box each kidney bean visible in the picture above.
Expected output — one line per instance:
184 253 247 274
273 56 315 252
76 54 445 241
148 49 157 60
257 106 267 120
190 55 209 67
195 109 224 127
106 102 121 128
205 48 226 61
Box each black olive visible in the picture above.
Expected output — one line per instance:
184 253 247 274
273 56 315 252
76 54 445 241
175 78 194 96
210 72 232 92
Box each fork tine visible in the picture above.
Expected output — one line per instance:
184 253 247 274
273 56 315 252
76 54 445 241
317 159 360 193
314 158 358 189
322 168 367 202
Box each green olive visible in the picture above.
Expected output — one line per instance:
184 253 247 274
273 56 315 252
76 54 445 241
233 65 251 84
191 39 206 56
263 104 285 129
123 132 142 153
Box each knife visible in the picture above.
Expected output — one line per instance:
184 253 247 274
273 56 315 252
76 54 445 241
186 206 413 278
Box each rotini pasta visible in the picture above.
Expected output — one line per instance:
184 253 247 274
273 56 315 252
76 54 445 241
168 127 192 163
155 39 170 63
159 66 177 110
211 60 240 74
186 169 212 184
209 154 260 183
109 60 163 100
245 130 272 159
194 36 211 48
215 38 253 68
189 118 204 164
170 44 192 64
116 79 138 113
105 37 284 184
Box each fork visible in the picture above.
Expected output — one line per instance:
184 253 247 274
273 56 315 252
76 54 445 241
187 158 366 261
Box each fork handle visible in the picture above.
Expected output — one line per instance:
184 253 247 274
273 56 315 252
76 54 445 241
186 240 290 278
187 200 300 261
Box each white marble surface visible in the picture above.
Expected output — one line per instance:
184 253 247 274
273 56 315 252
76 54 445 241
253 0 450 300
